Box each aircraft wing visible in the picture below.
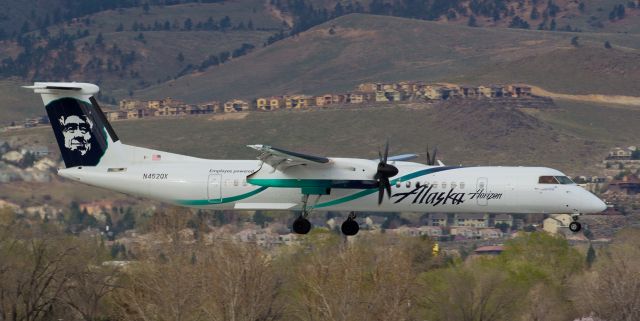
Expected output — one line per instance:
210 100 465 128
247 145 330 171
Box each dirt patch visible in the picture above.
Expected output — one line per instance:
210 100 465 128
530 85 640 108
207 112 249 121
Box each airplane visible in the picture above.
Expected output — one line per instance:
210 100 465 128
25 82 607 236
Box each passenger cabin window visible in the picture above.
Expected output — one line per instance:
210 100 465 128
396 181 402 188
406 181 411 188
441 182 447 189
460 182 465 189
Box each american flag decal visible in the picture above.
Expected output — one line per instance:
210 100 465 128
152 154 161 161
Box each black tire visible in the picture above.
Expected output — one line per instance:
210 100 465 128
292 217 311 234
341 219 359 236
569 221 582 233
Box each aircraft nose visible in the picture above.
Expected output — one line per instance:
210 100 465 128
582 191 607 213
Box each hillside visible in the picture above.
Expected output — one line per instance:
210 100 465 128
0 0 287 105
134 13 640 103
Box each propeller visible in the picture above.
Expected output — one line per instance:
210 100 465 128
374 140 399 205
426 145 438 166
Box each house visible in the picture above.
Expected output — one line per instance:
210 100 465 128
429 213 448 227
364 215 387 229
493 214 513 227
543 214 573 234
607 147 633 160
375 90 401 102
315 94 339 107
224 99 250 112
256 97 282 111
607 175 640 195
198 101 221 114
126 108 153 119
284 95 313 109
105 110 126 121
357 83 378 93
22 146 49 157
424 86 443 100
393 226 443 238
507 85 532 97
478 228 503 239
349 92 366 104
155 105 187 116
460 86 479 98
450 226 479 239
454 213 488 227
119 99 143 110
474 245 504 256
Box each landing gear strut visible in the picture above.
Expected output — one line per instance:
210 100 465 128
569 213 582 233
341 212 359 236
292 194 320 235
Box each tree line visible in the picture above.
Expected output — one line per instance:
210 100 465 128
1 205 640 321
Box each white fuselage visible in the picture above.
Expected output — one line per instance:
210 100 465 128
58 143 606 215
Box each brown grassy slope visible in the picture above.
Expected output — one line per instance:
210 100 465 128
134 13 640 104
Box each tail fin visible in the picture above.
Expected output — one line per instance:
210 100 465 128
25 82 119 168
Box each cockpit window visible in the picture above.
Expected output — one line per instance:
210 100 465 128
555 176 575 184
538 176 559 184
538 176 575 184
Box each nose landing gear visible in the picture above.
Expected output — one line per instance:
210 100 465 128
569 213 582 233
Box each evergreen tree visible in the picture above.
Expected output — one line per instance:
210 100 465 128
468 15 478 27
530 7 540 20
586 243 596 267
571 36 579 47
604 40 612 49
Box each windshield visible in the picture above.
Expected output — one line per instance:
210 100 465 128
555 176 575 184
538 176 575 184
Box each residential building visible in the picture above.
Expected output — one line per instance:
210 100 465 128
450 226 479 239
357 83 378 93
507 85 532 97
478 228 503 239
315 94 339 107
493 214 513 227
607 175 640 195
429 213 448 226
375 90 401 102
474 245 504 256
543 214 572 234
284 95 313 109
224 99 250 112
349 92 365 104
460 86 479 98
607 147 634 160
454 213 488 227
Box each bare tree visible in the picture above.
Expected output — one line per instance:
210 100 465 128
573 229 640 321
0 234 79 321
287 233 417 321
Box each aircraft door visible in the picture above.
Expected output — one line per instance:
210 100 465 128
476 177 488 206
208 174 222 203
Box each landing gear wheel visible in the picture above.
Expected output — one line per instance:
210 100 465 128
569 221 582 233
293 216 311 234
341 213 359 236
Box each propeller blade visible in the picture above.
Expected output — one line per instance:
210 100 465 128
383 177 392 198
431 147 438 165
378 185 384 205
384 139 389 163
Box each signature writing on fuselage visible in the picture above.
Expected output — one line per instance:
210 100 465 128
391 185 502 206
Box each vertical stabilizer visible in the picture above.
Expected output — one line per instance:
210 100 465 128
25 82 122 168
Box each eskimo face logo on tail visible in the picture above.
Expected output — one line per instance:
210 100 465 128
59 115 93 155
46 97 108 167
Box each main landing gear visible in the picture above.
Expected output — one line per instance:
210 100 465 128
341 212 359 236
291 195 361 236
569 213 582 233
